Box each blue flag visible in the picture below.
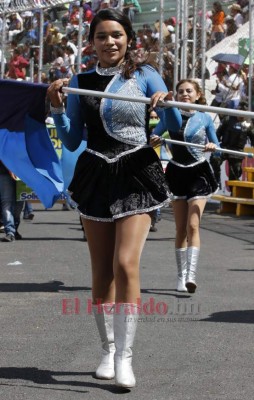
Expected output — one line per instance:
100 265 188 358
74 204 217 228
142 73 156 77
61 140 87 192
0 79 64 208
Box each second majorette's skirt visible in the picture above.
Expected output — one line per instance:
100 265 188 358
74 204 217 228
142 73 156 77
165 159 218 201
68 145 171 222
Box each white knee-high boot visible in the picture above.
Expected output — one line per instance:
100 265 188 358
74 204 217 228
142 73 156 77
93 303 115 379
114 303 139 388
175 248 188 292
186 246 200 293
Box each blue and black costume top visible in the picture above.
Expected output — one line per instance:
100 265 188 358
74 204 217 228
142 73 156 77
52 63 181 221
153 109 220 201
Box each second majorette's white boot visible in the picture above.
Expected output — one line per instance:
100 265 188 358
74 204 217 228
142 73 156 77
93 303 115 379
185 246 200 293
114 303 139 388
175 248 188 292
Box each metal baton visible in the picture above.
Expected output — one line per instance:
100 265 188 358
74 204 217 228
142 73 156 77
163 138 254 158
62 86 254 119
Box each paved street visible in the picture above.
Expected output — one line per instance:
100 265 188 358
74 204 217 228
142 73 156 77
0 202 254 400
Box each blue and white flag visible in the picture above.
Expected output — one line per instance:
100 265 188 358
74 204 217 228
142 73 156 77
0 79 64 208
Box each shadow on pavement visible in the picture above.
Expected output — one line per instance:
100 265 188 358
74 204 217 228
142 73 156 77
228 269 254 272
17 237 85 241
0 281 91 292
146 237 175 241
141 288 192 298
0 367 128 394
201 310 254 323
32 222 78 226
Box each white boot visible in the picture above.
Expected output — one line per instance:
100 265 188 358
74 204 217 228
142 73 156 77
93 303 115 379
186 247 200 293
175 248 188 292
114 303 139 388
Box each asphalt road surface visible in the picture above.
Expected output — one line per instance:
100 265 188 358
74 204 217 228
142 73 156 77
0 202 254 400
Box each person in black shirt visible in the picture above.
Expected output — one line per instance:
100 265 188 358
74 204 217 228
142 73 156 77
210 100 254 189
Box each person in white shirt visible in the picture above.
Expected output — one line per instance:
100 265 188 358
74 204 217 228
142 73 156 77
211 65 228 110
228 3 244 28
8 12 23 41
61 36 78 57
222 64 244 109
167 25 175 44
63 45 76 77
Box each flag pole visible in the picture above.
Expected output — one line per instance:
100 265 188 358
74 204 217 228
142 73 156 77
62 86 254 119
163 138 254 158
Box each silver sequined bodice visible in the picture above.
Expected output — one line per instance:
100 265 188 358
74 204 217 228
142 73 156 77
101 75 147 145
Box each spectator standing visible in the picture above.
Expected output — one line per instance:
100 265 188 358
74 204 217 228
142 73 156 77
210 101 254 189
8 12 23 42
43 14 53 39
61 36 78 57
50 27 63 46
23 201 34 220
63 45 76 77
166 25 175 46
224 15 238 36
236 0 249 22
0 161 24 242
21 10 33 31
100 0 111 9
122 0 142 23
66 3 80 35
222 63 244 109
83 0 94 24
205 11 213 37
43 33 55 64
210 64 228 108
228 3 244 28
49 47 65 80
27 11 41 44
210 1 225 46
5 48 29 80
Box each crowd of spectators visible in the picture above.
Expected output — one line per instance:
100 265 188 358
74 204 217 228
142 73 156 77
0 0 252 104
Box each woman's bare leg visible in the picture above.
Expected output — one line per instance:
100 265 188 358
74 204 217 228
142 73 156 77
113 213 151 388
185 198 207 293
113 213 151 304
186 198 207 247
81 218 116 304
172 200 188 248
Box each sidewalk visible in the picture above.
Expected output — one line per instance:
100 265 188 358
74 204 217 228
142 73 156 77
0 202 253 400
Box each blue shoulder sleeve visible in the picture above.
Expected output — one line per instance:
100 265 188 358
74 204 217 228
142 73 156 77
139 66 182 133
52 75 85 151
151 104 182 137
205 113 220 147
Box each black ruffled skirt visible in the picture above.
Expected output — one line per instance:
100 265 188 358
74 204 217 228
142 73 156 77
69 146 171 221
165 159 218 201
